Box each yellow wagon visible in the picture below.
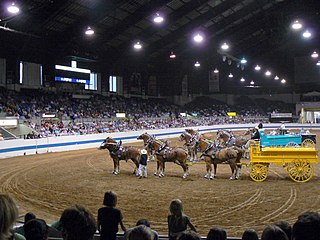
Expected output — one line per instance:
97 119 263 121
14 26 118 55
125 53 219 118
249 141 318 182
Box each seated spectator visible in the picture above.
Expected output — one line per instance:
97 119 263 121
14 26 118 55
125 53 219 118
60 205 96 240
241 229 259 240
206 227 227 240
275 221 291 240
124 219 158 240
292 211 320 240
0 193 26 240
15 212 36 236
24 218 48 240
0 133 4 141
168 199 197 240
261 225 288 240
128 225 153 240
177 230 201 240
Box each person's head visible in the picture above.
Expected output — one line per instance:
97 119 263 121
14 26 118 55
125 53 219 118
275 221 291 240
177 230 201 240
128 225 153 240
24 218 49 240
141 149 147 155
103 191 117 207
60 205 97 240
24 212 36 224
258 123 263 129
292 211 320 240
242 229 259 240
261 225 288 240
169 199 183 216
207 227 227 240
136 219 151 228
0 194 19 240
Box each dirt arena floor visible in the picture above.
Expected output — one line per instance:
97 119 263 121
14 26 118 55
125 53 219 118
1 130 320 238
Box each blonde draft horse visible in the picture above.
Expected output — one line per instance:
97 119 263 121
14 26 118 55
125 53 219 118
195 138 243 180
145 136 189 179
99 137 140 176
178 132 198 161
216 129 251 147
185 129 215 140
137 132 168 176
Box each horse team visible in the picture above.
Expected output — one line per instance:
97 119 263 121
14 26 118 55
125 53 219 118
99 129 253 180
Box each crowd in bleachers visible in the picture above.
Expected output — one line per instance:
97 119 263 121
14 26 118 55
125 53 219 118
0 88 296 138
1 192 319 240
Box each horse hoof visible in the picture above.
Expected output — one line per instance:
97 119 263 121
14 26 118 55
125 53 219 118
154 172 158 176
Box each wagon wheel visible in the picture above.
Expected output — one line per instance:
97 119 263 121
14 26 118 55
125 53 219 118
286 142 299 147
302 139 315 148
250 163 268 182
287 159 314 182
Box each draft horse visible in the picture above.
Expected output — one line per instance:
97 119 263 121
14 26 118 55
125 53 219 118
194 138 243 180
140 133 189 178
178 132 198 161
185 129 215 140
99 137 140 175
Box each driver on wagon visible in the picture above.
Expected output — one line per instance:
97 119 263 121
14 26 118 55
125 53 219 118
251 123 263 140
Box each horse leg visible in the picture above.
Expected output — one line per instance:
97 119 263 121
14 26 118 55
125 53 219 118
181 163 189 179
205 158 213 179
229 161 237 180
154 160 160 176
213 163 217 178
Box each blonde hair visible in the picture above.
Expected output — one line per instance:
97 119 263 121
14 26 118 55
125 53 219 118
169 199 183 216
0 194 19 240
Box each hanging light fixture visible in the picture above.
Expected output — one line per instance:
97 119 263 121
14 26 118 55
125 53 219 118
85 26 94 35
265 70 271 76
250 80 254 85
194 61 200 67
169 52 176 59
240 58 247 64
240 77 245 82
7 2 20 14
281 79 286 84
221 42 229 50
193 33 203 43
311 51 319 58
153 13 164 23
302 30 311 38
133 41 142 49
228 73 233 78
274 75 279 80
213 68 219 73
291 20 302 30
316 60 320 66
254 65 261 71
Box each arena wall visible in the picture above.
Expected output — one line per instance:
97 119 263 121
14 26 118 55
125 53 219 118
0 123 318 159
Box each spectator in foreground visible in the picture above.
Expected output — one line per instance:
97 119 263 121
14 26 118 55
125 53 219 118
15 212 36 236
167 199 197 240
261 225 288 240
98 191 126 240
0 193 26 240
241 229 259 240
60 205 96 240
206 227 227 240
128 225 153 240
24 218 48 240
124 219 158 240
177 230 201 240
292 211 320 240
275 221 291 240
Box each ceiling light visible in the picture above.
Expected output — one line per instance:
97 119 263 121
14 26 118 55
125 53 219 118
250 80 254 85
240 77 245 82
254 65 261 71
265 70 271 76
274 75 279 80
281 79 286 84
316 61 320 66
213 68 219 73
7 2 20 14
133 41 142 49
194 61 200 67
193 33 203 43
85 27 94 35
228 73 233 78
221 42 229 50
311 51 318 58
291 20 302 30
169 52 176 59
302 30 311 38
240 58 247 64
153 13 164 23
